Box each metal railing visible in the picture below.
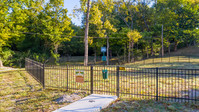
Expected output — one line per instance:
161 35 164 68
25 58 199 103
25 58 45 88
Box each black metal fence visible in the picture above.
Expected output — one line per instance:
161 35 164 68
25 58 199 103
25 58 45 88
129 55 199 65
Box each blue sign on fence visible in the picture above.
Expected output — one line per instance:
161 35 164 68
101 47 106 52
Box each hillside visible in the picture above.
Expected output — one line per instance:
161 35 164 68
125 45 199 69
168 45 199 56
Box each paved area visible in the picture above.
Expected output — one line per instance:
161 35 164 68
53 94 118 112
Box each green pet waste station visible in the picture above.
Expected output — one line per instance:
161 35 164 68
102 69 108 79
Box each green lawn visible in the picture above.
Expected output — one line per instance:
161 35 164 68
0 67 199 111
0 69 86 112
125 56 199 69
1 55 199 111
57 55 199 69
45 65 199 101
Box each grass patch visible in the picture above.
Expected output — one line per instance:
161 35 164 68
44 65 199 101
125 56 199 69
0 70 86 112
101 99 199 112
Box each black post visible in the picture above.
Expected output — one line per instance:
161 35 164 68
178 56 179 62
156 67 159 101
153 57 154 64
43 63 45 89
67 65 69 91
91 66 93 94
116 66 120 97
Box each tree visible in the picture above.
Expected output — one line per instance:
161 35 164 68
80 0 91 66
89 0 117 65
0 1 12 67
39 0 73 63
127 30 142 62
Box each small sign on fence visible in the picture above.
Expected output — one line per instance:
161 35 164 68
75 70 84 83
119 67 125 70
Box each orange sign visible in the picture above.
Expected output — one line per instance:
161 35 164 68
75 70 84 83
119 67 125 70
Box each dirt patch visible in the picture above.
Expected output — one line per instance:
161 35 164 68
55 93 82 103
181 89 199 99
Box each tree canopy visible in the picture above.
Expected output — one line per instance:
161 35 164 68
0 0 198 67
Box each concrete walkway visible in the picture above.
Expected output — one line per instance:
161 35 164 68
53 94 118 112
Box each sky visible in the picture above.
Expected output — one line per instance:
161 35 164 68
64 0 82 26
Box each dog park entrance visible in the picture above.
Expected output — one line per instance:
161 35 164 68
25 58 199 103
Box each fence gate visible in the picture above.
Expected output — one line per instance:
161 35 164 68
92 66 117 96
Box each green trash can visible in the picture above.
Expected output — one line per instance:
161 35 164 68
102 69 108 79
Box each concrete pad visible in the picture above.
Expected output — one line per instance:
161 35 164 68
53 94 118 112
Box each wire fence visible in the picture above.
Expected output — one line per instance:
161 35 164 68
25 58 199 103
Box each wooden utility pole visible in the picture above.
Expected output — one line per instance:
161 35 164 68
161 24 164 56
107 37 109 65
84 0 91 66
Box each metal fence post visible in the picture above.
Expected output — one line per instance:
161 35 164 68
91 66 93 94
67 65 69 91
116 66 120 97
43 63 45 89
156 67 159 101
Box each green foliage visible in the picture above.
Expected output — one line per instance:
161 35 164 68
0 0 198 66
127 30 142 43
0 48 14 66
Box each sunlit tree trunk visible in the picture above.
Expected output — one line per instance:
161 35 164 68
146 47 149 58
128 41 131 63
131 41 134 62
174 41 179 52
84 0 90 66
54 44 59 54
0 59 3 67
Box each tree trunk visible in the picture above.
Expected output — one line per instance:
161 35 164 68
128 41 131 63
174 41 178 52
0 58 3 67
107 37 109 65
54 44 58 54
131 42 134 62
84 0 91 66
161 25 164 56
94 47 96 64
124 44 126 62
151 37 154 56
146 47 149 58
168 45 171 54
